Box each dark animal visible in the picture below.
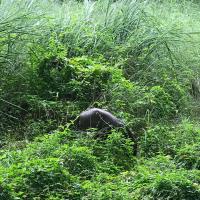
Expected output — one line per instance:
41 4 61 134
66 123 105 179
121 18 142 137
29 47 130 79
77 108 124 130
75 108 137 155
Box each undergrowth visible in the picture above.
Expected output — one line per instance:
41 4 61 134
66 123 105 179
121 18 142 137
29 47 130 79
1 0 200 199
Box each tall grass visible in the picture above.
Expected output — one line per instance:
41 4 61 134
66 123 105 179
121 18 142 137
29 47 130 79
0 0 48 131
1 0 199 66
42 0 200 82
0 0 197 69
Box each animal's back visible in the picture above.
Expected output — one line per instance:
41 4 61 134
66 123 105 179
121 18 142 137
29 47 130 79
79 108 123 130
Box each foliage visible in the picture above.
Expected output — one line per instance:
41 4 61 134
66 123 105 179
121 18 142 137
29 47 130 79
139 120 200 157
134 156 200 200
0 181 12 200
175 144 200 170
0 125 200 199
53 145 97 178
0 0 200 199
2 158 84 200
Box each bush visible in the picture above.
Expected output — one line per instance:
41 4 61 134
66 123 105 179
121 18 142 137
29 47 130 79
134 156 200 200
109 72 186 123
89 131 136 173
82 173 134 200
2 158 84 200
1 127 200 200
104 131 136 170
145 173 200 200
148 85 177 118
139 120 200 157
25 55 114 112
54 145 97 179
20 95 80 123
175 144 200 170
139 125 174 157
66 56 112 106
32 55 111 102
83 156 200 200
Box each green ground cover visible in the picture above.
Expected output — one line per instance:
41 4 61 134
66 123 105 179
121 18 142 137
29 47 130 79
0 0 200 199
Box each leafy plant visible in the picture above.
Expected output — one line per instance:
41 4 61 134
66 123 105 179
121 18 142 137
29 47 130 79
175 144 200 170
54 145 97 179
2 158 84 200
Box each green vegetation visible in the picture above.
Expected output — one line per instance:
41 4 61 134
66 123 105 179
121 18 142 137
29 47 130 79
1 0 200 199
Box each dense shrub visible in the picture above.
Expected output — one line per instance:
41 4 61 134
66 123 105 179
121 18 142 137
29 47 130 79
139 125 174 157
66 57 112 106
1 127 200 199
134 156 200 200
91 131 136 173
143 172 200 200
1 158 84 200
83 156 200 200
54 145 97 178
26 56 114 110
139 120 200 157
82 173 134 200
148 85 177 118
28 32 113 103
104 131 136 169
109 72 186 122
175 144 200 170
